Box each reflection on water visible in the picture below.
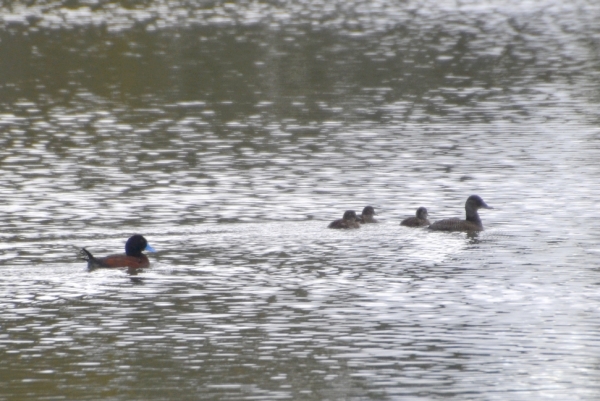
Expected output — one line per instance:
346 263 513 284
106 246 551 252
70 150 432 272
1 0 600 400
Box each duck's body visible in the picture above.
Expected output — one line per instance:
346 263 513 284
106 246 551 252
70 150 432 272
81 235 155 269
81 250 151 269
358 206 378 224
428 195 492 232
329 210 361 229
401 207 430 227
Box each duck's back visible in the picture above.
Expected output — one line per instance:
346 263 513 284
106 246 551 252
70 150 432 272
328 219 360 229
401 217 430 227
82 249 150 269
98 254 150 268
428 218 483 232
328 219 344 229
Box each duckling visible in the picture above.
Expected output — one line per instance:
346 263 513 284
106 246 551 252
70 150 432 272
400 207 430 227
328 210 360 229
358 206 378 224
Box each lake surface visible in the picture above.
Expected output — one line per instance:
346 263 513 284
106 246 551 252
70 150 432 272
1 0 600 400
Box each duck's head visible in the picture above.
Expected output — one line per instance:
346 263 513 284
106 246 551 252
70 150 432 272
343 210 357 221
466 195 492 210
361 206 376 216
125 234 156 257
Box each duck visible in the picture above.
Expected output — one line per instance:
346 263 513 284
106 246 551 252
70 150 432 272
358 206 378 224
80 234 156 269
428 195 492 232
328 210 360 229
400 207 430 227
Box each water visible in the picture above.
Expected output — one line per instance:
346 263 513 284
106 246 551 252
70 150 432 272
1 0 600 400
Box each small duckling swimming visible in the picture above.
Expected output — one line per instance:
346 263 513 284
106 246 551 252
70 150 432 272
428 195 492 232
358 206 378 224
400 207 430 227
328 210 360 229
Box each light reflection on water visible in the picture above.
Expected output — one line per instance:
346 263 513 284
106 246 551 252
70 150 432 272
3 221 600 399
1 0 600 400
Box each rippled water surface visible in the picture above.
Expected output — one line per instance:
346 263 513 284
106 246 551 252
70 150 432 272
1 1 600 400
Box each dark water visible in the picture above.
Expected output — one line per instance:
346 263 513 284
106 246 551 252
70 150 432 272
1 1 600 400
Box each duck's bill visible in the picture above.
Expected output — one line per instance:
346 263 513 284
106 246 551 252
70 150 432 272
145 244 157 252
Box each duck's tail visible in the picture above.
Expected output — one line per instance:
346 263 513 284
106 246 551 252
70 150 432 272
80 248 103 269
79 248 100 269
80 248 93 260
